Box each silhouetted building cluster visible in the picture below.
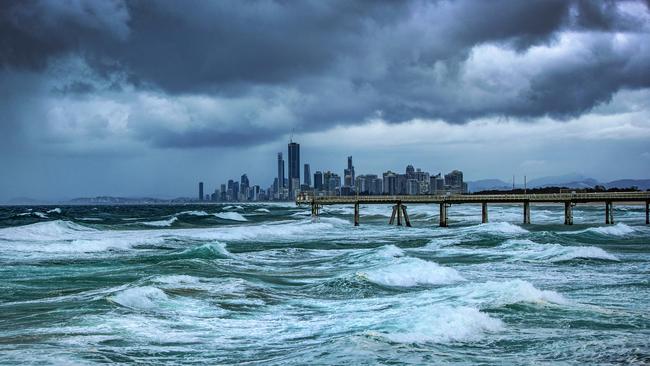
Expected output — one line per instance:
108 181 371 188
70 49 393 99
198 138 468 202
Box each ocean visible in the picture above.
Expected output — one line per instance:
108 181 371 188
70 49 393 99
0 203 648 365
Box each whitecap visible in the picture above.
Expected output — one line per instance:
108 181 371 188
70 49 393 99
457 279 568 306
0 220 94 241
468 222 529 235
374 244 405 258
152 275 201 286
377 306 503 344
177 210 209 216
581 223 635 236
254 208 271 213
46 208 62 214
141 217 178 227
214 212 248 221
360 257 465 287
110 286 169 310
17 212 48 219
499 239 619 262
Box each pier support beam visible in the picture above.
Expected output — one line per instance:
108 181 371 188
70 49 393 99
646 201 649 225
311 202 320 220
354 202 360 227
440 203 448 227
396 202 403 226
523 201 531 225
564 202 573 225
401 204 412 227
481 202 488 224
389 205 397 225
605 201 614 225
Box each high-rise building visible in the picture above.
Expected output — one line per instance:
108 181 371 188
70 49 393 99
198 182 204 201
314 171 323 191
344 156 355 189
383 171 398 195
304 164 311 187
405 165 415 179
240 174 250 200
445 170 464 190
232 181 240 201
277 153 285 189
407 179 419 195
288 141 300 197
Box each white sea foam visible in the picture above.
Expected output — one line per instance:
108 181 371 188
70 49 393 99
581 223 635 236
152 275 201 286
17 212 48 219
141 217 178 227
360 257 465 287
177 210 209 216
223 205 244 210
214 212 248 221
254 208 271 213
0 220 94 241
378 306 504 344
110 286 169 310
181 242 231 258
500 239 619 262
468 222 529 235
46 208 62 214
375 244 405 258
457 279 568 307
76 217 103 221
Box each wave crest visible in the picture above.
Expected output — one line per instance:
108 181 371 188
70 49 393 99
360 258 465 287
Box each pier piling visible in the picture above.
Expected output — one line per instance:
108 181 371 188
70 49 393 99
523 201 531 224
646 201 649 225
440 203 448 227
354 202 359 226
564 202 573 225
481 202 488 224
401 205 411 227
389 205 397 225
396 202 403 226
605 201 614 225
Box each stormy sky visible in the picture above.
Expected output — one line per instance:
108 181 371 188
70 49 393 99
1 0 649 200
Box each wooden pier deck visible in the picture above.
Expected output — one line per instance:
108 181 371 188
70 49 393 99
296 192 650 227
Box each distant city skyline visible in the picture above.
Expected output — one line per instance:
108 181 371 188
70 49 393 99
1 1 649 201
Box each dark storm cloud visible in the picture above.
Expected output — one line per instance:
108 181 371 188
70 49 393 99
1 0 649 148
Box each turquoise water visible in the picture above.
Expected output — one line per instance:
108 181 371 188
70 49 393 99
0 203 649 364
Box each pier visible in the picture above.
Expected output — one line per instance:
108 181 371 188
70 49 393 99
296 192 650 227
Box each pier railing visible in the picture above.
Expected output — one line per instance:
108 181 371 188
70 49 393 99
296 192 650 227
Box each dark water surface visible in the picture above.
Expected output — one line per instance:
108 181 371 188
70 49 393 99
0 203 649 365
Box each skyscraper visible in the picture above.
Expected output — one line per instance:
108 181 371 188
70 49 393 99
288 141 300 197
344 156 355 189
198 182 204 201
314 171 323 191
277 152 285 190
240 174 249 201
304 163 311 187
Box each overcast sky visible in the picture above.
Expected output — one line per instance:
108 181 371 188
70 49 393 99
1 0 649 200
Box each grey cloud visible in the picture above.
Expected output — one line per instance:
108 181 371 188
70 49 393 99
1 0 649 150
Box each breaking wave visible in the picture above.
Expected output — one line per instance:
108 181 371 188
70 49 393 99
499 239 619 262
214 212 248 222
141 217 178 227
359 257 465 287
466 222 529 235
578 223 636 236
0 220 95 241
376 305 504 344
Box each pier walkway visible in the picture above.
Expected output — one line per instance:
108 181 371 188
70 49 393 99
296 192 650 227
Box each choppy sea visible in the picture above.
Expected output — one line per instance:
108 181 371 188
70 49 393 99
0 203 649 365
